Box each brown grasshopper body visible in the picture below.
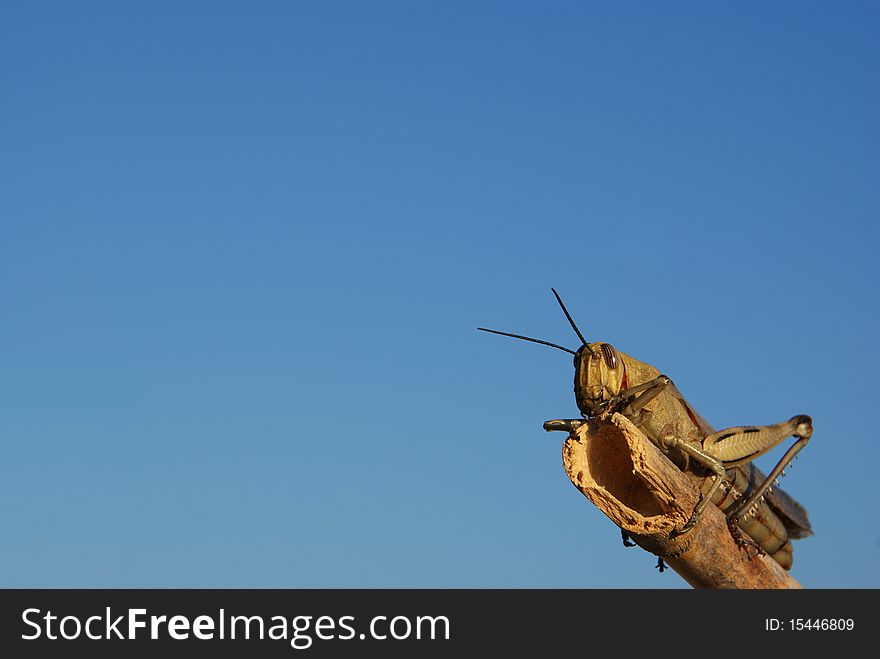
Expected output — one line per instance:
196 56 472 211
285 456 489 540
479 289 812 570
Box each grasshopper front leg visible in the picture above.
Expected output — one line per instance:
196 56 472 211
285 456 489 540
599 375 671 418
664 438 728 535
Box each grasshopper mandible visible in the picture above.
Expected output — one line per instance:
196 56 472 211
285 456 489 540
479 289 813 569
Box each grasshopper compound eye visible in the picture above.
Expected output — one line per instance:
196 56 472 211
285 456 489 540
598 343 619 370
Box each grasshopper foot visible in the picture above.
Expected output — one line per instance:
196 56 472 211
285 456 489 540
655 557 668 572
670 490 710 538
670 510 699 538
621 529 636 547
543 419 585 433
726 517 765 560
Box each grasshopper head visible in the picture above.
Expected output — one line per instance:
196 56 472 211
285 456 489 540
479 289 628 418
574 342 626 416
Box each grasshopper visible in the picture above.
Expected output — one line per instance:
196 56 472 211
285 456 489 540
479 289 812 569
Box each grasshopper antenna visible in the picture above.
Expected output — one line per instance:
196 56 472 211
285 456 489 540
551 288 594 354
477 327 577 356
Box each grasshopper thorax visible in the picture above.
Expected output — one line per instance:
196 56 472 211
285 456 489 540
574 342 627 417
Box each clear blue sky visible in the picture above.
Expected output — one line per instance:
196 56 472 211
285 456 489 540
2 1 877 588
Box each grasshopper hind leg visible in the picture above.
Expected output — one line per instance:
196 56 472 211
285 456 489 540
668 416 811 539
703 416 812 523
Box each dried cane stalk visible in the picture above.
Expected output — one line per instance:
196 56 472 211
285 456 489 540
552 413 801 589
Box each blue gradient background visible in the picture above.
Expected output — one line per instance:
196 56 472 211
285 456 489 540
2 1 877 588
